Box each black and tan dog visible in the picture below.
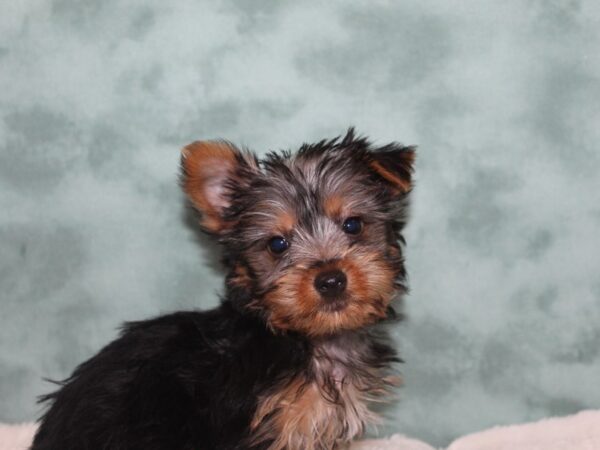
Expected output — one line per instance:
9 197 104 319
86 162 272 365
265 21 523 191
31 128 415 450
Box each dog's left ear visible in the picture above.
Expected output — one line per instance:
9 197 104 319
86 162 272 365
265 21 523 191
181 140 258 233
369 144 416 195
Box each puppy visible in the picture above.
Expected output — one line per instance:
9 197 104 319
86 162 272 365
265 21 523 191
31 128 415 450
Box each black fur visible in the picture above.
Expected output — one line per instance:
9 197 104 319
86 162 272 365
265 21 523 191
32 304 312 449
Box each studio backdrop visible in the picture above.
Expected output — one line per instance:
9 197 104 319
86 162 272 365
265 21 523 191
1 1 599 447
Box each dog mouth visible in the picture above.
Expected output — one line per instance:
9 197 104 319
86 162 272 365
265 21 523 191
319 294 349 313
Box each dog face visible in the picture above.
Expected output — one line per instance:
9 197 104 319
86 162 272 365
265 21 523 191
181 129 414 337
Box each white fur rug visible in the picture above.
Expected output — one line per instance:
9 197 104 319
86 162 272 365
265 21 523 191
2 410 600 450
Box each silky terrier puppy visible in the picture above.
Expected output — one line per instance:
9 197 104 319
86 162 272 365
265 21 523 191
32 128 415 450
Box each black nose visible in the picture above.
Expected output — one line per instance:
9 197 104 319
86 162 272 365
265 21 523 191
314 269 347 298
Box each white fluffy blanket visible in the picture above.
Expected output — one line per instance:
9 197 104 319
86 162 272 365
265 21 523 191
2 410 599 450
352 411 600 450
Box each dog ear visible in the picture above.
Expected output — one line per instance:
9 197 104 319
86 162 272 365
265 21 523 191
369 144 416 195
181 140 258 233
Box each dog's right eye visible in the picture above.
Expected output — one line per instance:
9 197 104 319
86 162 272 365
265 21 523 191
267 236 289 255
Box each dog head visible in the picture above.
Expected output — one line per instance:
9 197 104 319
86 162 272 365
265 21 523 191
181 128 414 337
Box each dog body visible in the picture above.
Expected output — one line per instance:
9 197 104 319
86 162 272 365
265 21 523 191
31 129 414 450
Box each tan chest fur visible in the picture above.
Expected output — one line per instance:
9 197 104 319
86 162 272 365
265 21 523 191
249 337 398 450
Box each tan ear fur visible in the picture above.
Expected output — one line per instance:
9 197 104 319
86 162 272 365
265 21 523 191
369 147 416 194
181 141 245 233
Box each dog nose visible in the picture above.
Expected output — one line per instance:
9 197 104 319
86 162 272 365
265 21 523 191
314 269 347 297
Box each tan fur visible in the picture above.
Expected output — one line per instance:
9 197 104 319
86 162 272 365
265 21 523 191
323 195 346 219
181 140 259 232
263 250 396 336
369 160 412 194
181 141 238 232
251 340 399 450
274 210 297 233
229 263 253 290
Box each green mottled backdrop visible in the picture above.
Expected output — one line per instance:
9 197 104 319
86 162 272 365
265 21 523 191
1 1 599 446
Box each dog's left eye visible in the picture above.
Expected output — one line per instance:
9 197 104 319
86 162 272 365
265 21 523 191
268 236 290 254
342 217 363 235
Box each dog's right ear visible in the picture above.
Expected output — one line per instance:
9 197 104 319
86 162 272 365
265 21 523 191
181 141 258 234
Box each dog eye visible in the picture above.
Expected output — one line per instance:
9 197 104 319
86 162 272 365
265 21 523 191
267 236 290 254
342 217 363 235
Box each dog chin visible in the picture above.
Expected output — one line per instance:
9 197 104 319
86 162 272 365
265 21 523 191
319 295 349 313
